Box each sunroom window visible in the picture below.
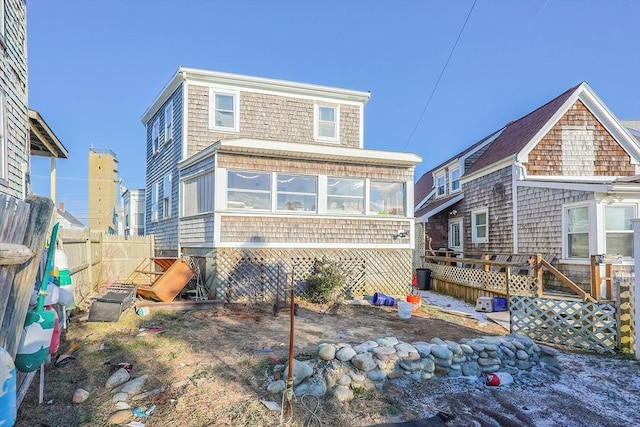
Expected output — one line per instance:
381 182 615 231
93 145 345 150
327 177 364 213
605 205 634 257
370 181 405 215
227 171 271 210
277 174 317 212
182 172 214 216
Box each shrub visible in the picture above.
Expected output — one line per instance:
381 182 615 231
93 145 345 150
302 256 346 304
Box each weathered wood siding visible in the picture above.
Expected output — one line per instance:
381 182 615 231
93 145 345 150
0 0 28 198
462 166 513 253
145 85 183 255
525 100 634 176
186 84 361 156
180 215 214 246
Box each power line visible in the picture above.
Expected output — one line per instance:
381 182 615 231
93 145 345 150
403 0 477 151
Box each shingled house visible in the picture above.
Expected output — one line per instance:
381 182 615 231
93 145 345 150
415 82 640 287
141 67 421 300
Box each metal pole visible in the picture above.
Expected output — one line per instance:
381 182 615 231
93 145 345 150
285 272 295 417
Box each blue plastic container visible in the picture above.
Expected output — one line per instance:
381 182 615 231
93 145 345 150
373 292 396 306
492 297 507 312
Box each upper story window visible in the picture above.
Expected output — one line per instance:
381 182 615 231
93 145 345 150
370 181 405 215
0 91 6 181
604 205 634 258
449 167 460 192
565 204 589 258
182 172 214 217
436 172 446 198
277 174 317 212
471 208 488 243
315 105 339 142
152 119 160 154
210 89 239 132
227 171 271 210
327 177 364 213
164 102 173 144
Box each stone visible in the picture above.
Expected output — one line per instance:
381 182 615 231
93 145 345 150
387 369 403 379
335 347 356 362
452 356 467 364
377 337 399 347
112 392 128 403
450 364 461 370
338 375 351 386
421 358 435 373
434 366 451 376
352 353 377 371
372 346 396 356
367 369 386 381
318 344 337 361
349 371 366 383
396 350 409 359
516 361 533 370
503 360 516 367
502 342 516 352
478 358 501 367
120 375 148 395
399 361 423 372
324 365 347 388
512 340 526 350
430 345 453 360
501 347 515 359
461 361 480 376
430 337 446 346
479 364 500 373
333 385 354 402
512 335 534 347
499 366 519 375
540 356 561 368
435 358 452 368
544 364 562 376
516 350 529 360
470 353 479 360
353 341 378 353
105 368 130 389
115 401 130 410
72 388 89 403
395 343 418 354
407 352 421 361
285 359 314 386
460 344 474 354
483 344 498 351
406 371 422 381
268 380 286 393
448 370 462 378
422 372 434 380
479 351 489 358
486 351 499 359
445 341 463 355
531 343 540 353
470 342 485 352
539 345 560 357
412 343 433 357
295 376 327 397
107 410 132 425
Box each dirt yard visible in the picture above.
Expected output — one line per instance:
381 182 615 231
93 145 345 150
15 300 640 426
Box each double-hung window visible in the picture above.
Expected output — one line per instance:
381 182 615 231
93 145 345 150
152 119 160 154
182 172 214 216
227 171 271 210
327 177 364 213
370 181 405 215
315 105 338 141
164 102 173 144
162 174 171 218
210 90 238 132
151 182 159 222
0 91 6 181
449 167 460 192
604 205 634 258
436 172 446 197
471 208 488 243
277 174 317 212
565 205 589 258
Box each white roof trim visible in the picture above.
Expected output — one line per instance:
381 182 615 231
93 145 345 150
179 138 421 169
518 82 640 165
460 157 514 184
416 193 464 223
414 188 436 212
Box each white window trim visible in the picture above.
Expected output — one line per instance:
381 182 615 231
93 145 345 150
162 174 172 219
449 166 461 193
152 119 160 155
471 207 489 243
561 201 595 261
435 171 446 198
209 88 240 132
449 218 463 251
602 203 636 260
151 182 160 222
164 102 173 144
314 104 340 143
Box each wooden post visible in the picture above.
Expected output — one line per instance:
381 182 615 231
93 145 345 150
505 265 511 311
605 263 613 301
483 253 489 272
445 251 451 267
535 253 543 297
590 255 601 300
85 230 93 291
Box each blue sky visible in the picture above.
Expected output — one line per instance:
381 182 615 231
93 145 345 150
28 0 640 224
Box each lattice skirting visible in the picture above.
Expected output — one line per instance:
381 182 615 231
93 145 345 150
510 296 617 354
210 248 413 303
425 263 537 296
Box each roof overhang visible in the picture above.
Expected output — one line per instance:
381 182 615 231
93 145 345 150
179 138 422 170
28 109 68 158
416 193 464 223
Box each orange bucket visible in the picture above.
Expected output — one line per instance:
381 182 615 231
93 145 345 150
406 294 421 313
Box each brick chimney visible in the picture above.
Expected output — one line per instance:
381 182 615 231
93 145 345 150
59 202 65 212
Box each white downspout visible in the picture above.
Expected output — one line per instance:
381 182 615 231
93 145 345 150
633 218 640 359
513 159 527 253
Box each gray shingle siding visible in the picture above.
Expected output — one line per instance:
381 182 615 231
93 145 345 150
145 84 183 254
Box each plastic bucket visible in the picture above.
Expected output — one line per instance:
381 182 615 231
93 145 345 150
397 301 413 319
406 294 421 313
372 292 396 306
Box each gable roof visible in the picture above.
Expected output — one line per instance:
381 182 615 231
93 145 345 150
57 208 85 228
465 83 580 175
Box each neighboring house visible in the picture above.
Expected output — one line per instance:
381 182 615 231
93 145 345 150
57 202 85 230
141 67 421 299
122 188 145 238
0 2 67 200
415 82 640 288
